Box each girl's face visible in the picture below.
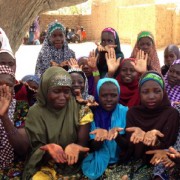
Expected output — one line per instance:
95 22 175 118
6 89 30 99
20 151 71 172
70 72 85 96
50 29 65 49
0 53 16 73
120 60 138 84
140 80 163 109
137 37 153 54
164 50 177 67
47 86 71 110
78 58 92 77
0 74 15 94
101 32 115 47
27 80 39 90
167 64 180 87
99 83 119 111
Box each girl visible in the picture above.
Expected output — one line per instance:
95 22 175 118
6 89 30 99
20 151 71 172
35 21 75 77
0 65 29 179
107 71 179 179
161 44 180 76
164 59 180 106
82 78 128 179
96 27 124 78
131 31 161 73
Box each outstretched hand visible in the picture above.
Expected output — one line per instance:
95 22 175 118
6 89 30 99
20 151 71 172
40 143 67 163
131 49 147 74
126 127 145 144
105 48 121 77
95 42 117 52
0 85 12 118
87 50 98 71
90 128 108 141
143 129 164 146
68 58 81 69
65 143 89 165
107 127 123 140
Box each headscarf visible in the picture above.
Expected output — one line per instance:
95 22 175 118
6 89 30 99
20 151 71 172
164 59 180 106
97 27 124 78
131 31 161 73
116 58 140 107
24 67 82 177
0 49 15 60
0 65 16 169
21 75 40 85
68 68 94 100
93 78 120 130
35 21 75 77
0 28 12 51
126 71 179 153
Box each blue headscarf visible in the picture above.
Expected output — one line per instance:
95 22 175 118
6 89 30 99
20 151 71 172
93 78 120 130
22 75 40 85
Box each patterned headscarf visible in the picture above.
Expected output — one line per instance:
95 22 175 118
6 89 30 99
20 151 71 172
68 68 94 100
35 21 75 77
0 65 16 169
131 31 161 73
22 75 40 85
164 59 180 107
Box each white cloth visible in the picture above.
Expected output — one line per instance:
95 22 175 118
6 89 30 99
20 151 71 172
0 27 12 51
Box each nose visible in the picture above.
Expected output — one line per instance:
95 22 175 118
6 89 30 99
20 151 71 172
58 92 65 100
148 92 155 99
126 69 131 75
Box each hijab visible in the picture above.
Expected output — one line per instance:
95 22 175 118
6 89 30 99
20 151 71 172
126 71 179 149
0 65 16 169
35 22 75 77
93 78 120 130
0 28 12 51
164 59 180 107
116 58 140 107
24 67 82 177
131 31 161 73
97 27 124 78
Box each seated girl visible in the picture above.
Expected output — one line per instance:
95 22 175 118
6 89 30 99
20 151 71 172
82 78 128 179
95 27 124 78
106 71 179 179
161 44 180 76
131 31 161 73
14 74 40 106
0 65 29 179
164 59 180 107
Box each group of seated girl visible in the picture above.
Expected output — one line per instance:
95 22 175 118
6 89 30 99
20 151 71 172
0 21 180 180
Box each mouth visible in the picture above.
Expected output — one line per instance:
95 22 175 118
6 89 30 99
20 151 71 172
146 102 156 107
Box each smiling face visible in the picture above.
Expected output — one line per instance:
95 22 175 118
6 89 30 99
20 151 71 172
99 82 119 111
137 37 153 54
70 72 85 96
0 74 15 94
101 31 115 47
167 64 180 87
140 80 163 109
0 52 16 73
50 29 65 49
120 60 138 84
47 86 71 110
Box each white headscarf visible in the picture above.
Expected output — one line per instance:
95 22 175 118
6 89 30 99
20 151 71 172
0 27 12 51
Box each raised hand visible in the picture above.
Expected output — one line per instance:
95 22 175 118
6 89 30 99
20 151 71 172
65 143 89 165
50 60 59 67
166 147 180 166
105 48 121 77
104 44 117 53
90 128 108 141
146 149 169 165
95 42 106 52
143 129 164 146
87 50 98 71
86 99 99 107
130 49 147 74
40 143 67 163
107 127 123 141
0 85 12 118
68 58 80 69
126 127 145 144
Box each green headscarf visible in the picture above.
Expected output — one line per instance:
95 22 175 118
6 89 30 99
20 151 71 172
23 67 81 178
137 31 154 42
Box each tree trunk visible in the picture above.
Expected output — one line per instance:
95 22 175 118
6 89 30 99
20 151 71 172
0 0 87 52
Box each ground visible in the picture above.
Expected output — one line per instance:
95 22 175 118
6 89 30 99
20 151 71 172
15 42 164 80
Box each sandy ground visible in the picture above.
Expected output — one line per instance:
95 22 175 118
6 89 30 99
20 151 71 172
15 42 164 80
